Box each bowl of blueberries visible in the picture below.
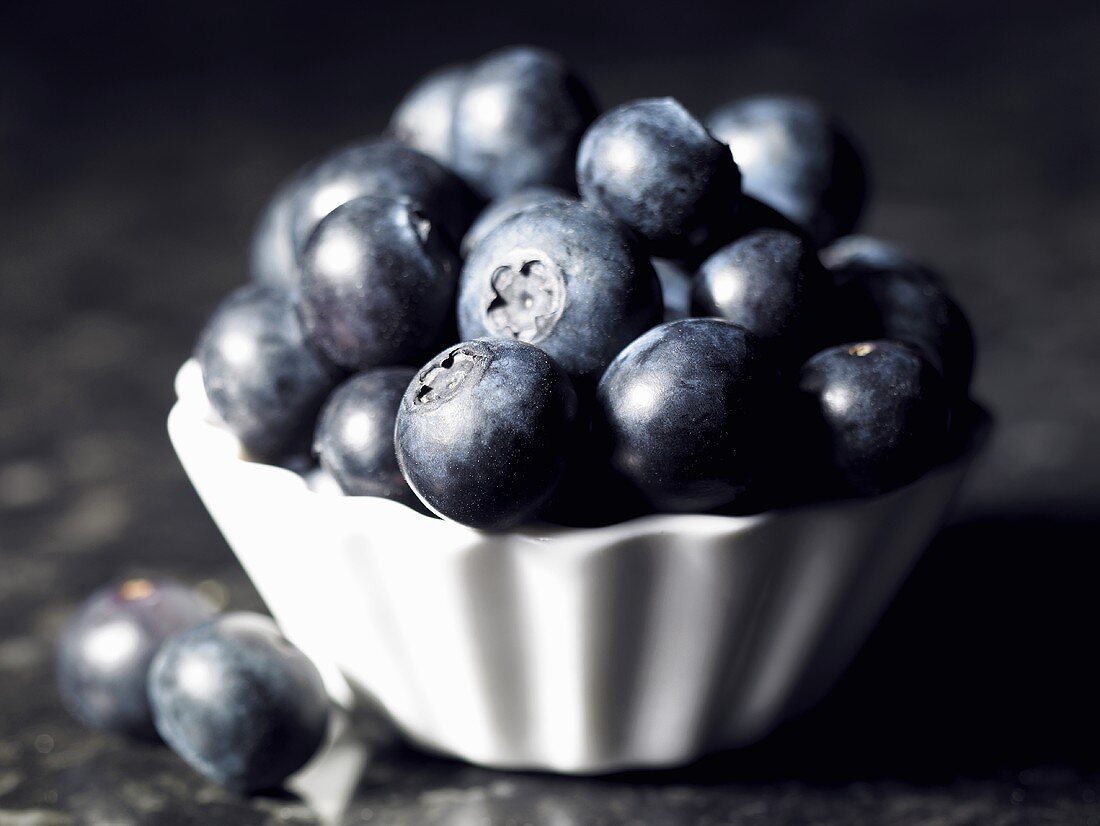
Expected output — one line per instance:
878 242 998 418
155 45 990 777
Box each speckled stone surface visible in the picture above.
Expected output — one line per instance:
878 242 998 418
2 2 1100 823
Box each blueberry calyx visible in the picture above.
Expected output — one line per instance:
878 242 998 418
848 342 876 357
118 578 155 601
413 346 489 407
484 253 566 343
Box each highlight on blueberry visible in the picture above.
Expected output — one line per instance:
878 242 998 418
389 62 469 166
652 258 693 321
395 338 580 529
458 199 662 384
57 578 216 740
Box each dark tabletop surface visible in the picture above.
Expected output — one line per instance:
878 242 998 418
3 1 1100 823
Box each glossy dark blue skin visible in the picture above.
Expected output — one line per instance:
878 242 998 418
57 579 216 740
289 138 479 253
389 63 469 166
597 318 777 512
249 165 307 291
395 339 579 530
797 340 950 495
821 235 975 397
197 285 341 462
298 196 461 372
577 98 741 259
460 185 575 258
707 95 867 248
313 367 420 508
451 46 598 200
148 613 330 793
457 200 662 386
692 228 823 359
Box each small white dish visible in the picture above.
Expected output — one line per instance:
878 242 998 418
168 359 984 774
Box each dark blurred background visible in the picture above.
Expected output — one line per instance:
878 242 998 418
2 1 1100 823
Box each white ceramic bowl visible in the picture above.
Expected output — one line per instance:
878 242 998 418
168 359 983 774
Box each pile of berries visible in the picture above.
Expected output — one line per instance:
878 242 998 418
200 45 975 531
57 579 330 791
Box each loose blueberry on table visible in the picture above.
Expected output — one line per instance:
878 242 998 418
148 613 331 793
57 578 216 739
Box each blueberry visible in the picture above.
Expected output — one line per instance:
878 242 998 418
707 95 867 248
451 46 598 200
395 339 579 529
389 63 469 165
821 235 975 396
313 367 420 508
196 285 341 462
460 185 575 258
298 196 461 371
457 200 662 385
692 228 823 357
797 340 950 495
652 258 692 321
577 97 740 258
249 166 308 291
57 579 216 739
148 613 330 792
289 138 478 253
597 318 777 512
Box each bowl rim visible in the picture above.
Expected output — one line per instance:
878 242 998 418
172 359 992 541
